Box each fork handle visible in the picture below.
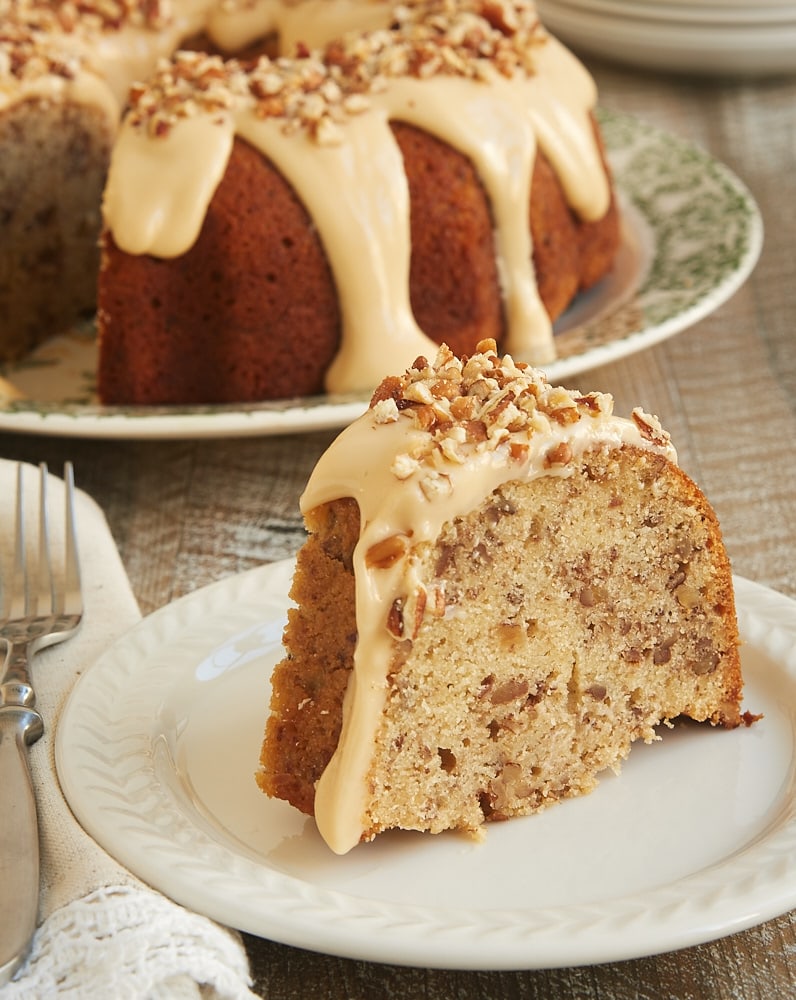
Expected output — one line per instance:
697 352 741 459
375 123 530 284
0 706 43 985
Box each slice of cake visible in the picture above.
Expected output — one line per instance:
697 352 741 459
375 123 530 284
258 340 746 854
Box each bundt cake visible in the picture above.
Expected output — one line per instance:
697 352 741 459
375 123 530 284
257 340 747 854
0 0 404 362
96 0 620 404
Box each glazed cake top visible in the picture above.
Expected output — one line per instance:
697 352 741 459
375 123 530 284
304 338 676 549
123 0 551 140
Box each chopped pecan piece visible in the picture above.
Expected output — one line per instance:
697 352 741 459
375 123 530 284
366 534 409 569
544 441 572 467
632 408 671 448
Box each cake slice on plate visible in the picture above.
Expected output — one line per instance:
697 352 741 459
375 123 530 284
258 340 747 854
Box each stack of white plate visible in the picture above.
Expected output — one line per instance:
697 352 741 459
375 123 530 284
536 0 796 76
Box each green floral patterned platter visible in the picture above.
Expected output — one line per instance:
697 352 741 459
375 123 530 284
0 109 762 440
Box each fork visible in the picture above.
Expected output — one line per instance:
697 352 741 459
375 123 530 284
0 463 83 986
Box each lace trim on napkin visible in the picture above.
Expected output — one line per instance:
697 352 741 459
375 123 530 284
6 884 259 1000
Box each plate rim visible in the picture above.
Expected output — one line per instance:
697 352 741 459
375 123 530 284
2 108 763 441
55 563 796 970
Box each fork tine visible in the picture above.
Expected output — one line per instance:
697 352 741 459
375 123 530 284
62 462 82 617
7 464 27 622
3 464 79 624
35 463 56 620
1 462 83 654
0 469 18 622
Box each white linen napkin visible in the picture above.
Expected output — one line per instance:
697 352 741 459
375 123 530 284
0 460 259 1000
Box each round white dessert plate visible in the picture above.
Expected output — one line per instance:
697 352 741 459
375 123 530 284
2 109 762 440
57 561 796 970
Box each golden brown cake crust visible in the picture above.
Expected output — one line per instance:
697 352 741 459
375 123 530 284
391 121 504 359
572 125 621 292
98 136 343 404
257 498 360 814
534 120 621 307
395 116 620 352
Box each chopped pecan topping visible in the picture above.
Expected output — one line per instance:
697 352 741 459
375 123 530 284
365 533 410 569
0 0 172 82
31 0 547 142
364 336 673 498
544 441 572 467
632 408 671 448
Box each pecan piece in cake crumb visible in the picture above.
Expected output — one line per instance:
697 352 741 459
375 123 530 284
387 597 404 638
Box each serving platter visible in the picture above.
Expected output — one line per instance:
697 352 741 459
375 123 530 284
1 109 762 439
57 561 796 970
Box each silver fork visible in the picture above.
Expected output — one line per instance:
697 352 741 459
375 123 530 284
0 463 83 985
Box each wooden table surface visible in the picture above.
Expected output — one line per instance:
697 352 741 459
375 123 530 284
3 53 796 1000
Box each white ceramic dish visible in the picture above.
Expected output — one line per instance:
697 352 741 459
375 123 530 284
617 0 796 9
538 0 796 75
565 0 796 24
57 561 796 970
1 110 762 440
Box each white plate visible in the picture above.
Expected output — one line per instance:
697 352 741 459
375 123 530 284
2 109 762 440
626 0 796 7
57 562 796 970
558 0 796 25
538 0 796 75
